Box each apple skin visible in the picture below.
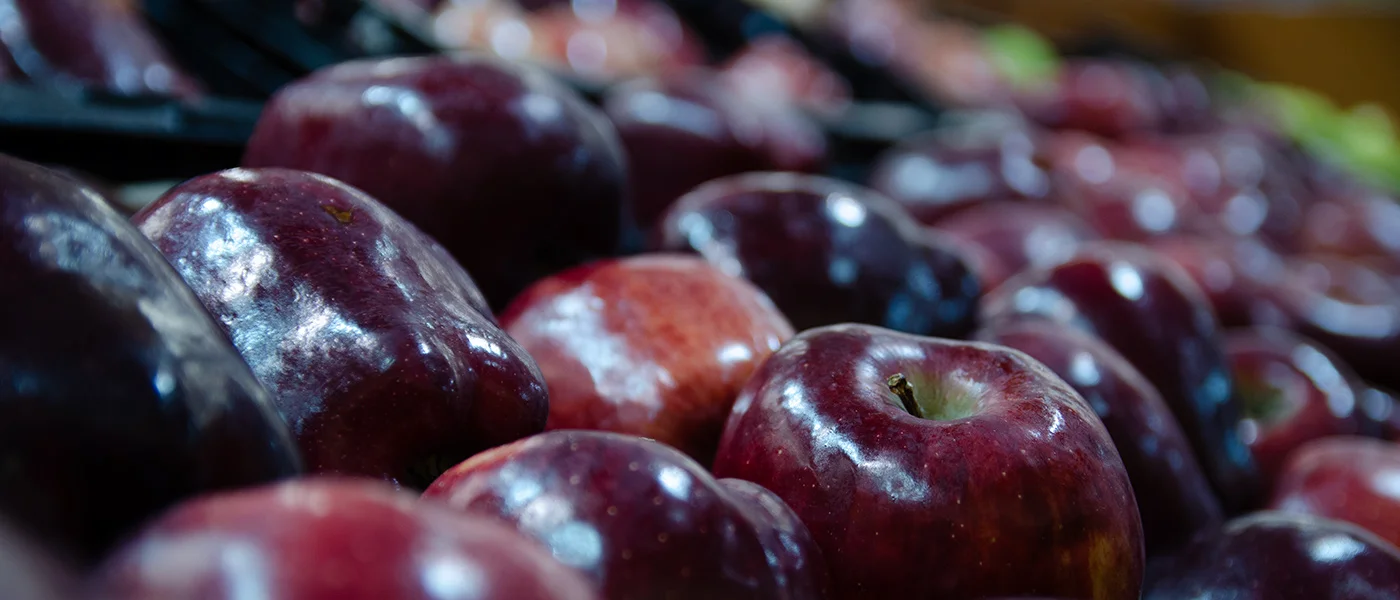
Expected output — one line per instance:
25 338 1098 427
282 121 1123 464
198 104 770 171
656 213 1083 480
133 168 548 489
1260 254 1400 393
423 430 831 600
243 53 629 308
983 242 1262 512
1224 328 1365 489
656 172 981 338
1145 235 1287 328
1270 436 1400 549
90 477 598 600
866 125 1049 226
2 0 199 97
932 202 1100 293
498 254 792 463
1144 511 1400 600
712 324 1143 599
1358 386 1400 441
1017 60 1161 139
977 319 1224 554
0 156 301 563
0 519 76 600
603 72 824 230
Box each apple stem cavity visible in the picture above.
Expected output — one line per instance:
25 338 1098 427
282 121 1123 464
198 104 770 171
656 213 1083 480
887 373 926 419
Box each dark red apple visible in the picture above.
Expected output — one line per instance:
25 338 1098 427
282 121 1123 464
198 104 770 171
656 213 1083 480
0 0 198 97
1145 235 1287 328
0 155 301 563
983 242 1262 511
242 54 628 308
423 430 830 600
1144 512 1400 600
1225 328 1365 488
91 478 598 600
867 124 1050 225
656 173 980 338
977 319 1223 554
134 168 548 489
1261 254 1400 393
499 254 792 463
603 72 825 230
712 324 1144 599
931 202 1100 293
1299 193 1400 266
1017 59 1161 139
719 34 853 117
1270 436 1400 549
0 519 76 600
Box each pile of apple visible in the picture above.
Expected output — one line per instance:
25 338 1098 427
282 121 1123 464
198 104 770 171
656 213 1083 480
6 23 1400 600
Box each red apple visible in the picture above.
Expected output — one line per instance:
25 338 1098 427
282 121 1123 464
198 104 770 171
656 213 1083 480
932 202 1100 293
977 319 1223 554
1144 512 1400 600
1270 436 1400 549
499 254 793 463
656 173 980 338
719 35 853 117
1225 328 1365 488
423 430 830 600
243 54 629 308
135 168 549 489
712 323 1144 599
983 242 1262 512
603 72 825 230
1145 235 1287 328
91 478 597 600
1299 192 1400 267
1017 59 1161 139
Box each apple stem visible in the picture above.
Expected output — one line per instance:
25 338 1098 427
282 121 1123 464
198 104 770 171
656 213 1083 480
887 373 924 419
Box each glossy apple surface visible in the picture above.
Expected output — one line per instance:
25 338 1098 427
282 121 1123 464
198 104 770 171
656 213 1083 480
243 54 628 308
657 173 980 338
1261 254 1400 392
604 72 824 230
91 478 597 600
1359 386 1400 441
1225 328 1365 488
0 155 300 563
499 254 792 462
932 202 1100 292
1 0 198 96
1144 512 1400 600
424 430 830 600
134 168 548 489
1145 235 1286 328
977 319 1223 553
1270 437 1400 549
867 125 1049 225
713 324 1143 599
0 519 76 600
983 242 1261 512
1017 60 1160 139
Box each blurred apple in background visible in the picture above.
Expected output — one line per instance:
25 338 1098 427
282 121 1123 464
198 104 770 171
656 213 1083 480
1146 235 1287 328
0 0 199 97
867 122 1050 225
0 155 301 564
983 242 1262 512
91 478 598 600
1144 512 1400 600
657 172 980 338
720 35 853 117
135 168 549 489
1270 436 1400 549
978 319 1223 554
242 54 629 309
931 202 1099 293
1259 253 1400 394
713 324 1143 599
1017 59 1161 140
500 254 792 463
604 72 826 231
424 430 830 600
1224 328 1365 489
1359 386 1400 442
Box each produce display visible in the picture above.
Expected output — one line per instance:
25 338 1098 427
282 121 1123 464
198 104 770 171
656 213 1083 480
4 0 1400 599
